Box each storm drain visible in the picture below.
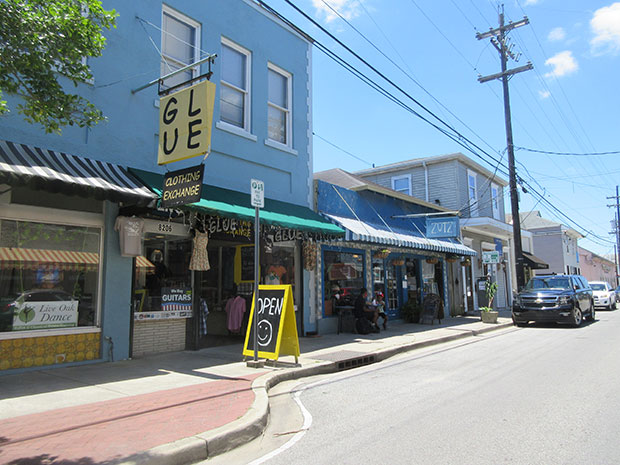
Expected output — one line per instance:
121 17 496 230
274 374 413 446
336 354 377 371
315 350 378 371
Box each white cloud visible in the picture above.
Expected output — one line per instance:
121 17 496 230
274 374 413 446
538 90 551 99
548 27 566 41
590 2 620 54
544 51 579 78
312 0 362 23
523 0 539 5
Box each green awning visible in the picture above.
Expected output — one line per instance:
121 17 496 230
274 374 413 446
131 169 344 236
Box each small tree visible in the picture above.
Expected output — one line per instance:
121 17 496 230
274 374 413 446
0 0 117 133
480 277 498 312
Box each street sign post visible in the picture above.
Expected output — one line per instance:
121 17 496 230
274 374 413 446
249 179 264 365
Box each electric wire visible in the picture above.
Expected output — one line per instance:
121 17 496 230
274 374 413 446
516 146 620 156
262 1 612 245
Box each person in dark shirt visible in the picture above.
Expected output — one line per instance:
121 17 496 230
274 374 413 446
354 288 380 330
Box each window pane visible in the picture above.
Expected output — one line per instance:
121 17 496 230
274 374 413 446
160 60 192 87
393 178 409 193
162 12 195 64
220 85 245 127
268 105 286 143
268 69 287 108
0 220 100 332
323 250 364 317
221 44 246 90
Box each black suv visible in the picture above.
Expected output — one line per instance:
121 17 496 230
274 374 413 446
512 274 594 327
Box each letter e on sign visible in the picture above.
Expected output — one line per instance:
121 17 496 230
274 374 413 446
158 80 216 165
251 179 264 208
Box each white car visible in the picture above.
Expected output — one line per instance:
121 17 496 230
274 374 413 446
589 281 617 310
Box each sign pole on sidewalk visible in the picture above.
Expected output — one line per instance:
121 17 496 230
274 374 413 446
248 179 264 368
253 204 259 362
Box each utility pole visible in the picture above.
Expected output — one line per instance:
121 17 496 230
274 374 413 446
476 5 533 290
606 185 620 286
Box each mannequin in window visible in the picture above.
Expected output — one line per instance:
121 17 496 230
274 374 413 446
147 249 170 291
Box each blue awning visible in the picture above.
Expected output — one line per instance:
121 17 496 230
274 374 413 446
323 213 477 256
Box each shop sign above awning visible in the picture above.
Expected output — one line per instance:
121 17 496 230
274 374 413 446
323 213 477 256
522 251 549 270
131 169 344 237
0 247 100 272
0 140 157 206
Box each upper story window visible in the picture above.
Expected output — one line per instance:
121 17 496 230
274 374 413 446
220 38 251 130
491 183 500 219
391 175 411 195
467 169 478 217
161 5 200 88
267 64 292 147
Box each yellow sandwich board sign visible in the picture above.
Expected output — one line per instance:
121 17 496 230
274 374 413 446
243 285 300 362
158 79 216 165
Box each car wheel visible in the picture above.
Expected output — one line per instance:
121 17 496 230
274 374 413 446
572 306 583 327
586 303 595 322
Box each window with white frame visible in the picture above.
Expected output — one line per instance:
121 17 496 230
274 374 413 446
161 5 200 88
220 38 251 130
467 170 478 217
391 175 411 195
267 64 292 146
491 183 500 219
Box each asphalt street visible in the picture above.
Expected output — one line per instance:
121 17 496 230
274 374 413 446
213 310 620 465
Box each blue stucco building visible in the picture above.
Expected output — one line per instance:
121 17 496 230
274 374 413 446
0 0 341 372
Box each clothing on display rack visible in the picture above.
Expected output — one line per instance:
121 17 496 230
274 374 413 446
225 296 246 333
189 231 210 271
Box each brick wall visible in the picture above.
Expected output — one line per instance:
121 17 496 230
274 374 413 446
132 320 186 357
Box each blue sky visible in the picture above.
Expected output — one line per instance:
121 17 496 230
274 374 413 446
266 0 620 258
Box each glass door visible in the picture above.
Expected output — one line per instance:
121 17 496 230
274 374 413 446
386 264 399 316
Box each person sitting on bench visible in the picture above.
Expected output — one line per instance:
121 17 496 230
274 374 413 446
354 288 380 332
372 291 389 330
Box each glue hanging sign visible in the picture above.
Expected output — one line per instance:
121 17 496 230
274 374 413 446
158 79 216 165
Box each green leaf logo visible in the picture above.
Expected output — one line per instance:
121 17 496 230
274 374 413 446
18 306 36 323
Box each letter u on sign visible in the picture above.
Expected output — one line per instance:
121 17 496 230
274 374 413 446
158 80 216 165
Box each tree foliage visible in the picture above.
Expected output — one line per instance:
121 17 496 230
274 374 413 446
0 0 116 133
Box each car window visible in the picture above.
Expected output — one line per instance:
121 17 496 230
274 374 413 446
570 277 580 290
590 283 606 291
525 277 571 290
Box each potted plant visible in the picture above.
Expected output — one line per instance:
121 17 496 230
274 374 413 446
480 278 499 323
401 297 422 323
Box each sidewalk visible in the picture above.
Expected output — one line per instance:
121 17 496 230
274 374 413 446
0 314 513 465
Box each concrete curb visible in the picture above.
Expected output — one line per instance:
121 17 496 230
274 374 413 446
117 321 514 464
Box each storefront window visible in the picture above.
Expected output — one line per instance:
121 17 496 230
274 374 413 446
133 234 192 314
0 220 101 332
323 249 364 316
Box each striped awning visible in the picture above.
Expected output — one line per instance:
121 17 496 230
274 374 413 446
0 247 100 271
135 255 155 271
323 213 477 256
0 140 157 206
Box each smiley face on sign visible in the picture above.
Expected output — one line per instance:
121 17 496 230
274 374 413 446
257 320 273 347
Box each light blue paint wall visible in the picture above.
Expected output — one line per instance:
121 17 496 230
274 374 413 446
0 0 314 357
0 0 312 207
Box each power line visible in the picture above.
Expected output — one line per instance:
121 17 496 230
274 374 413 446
516 146 620 156
260 0 610 246
313 132 373 166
